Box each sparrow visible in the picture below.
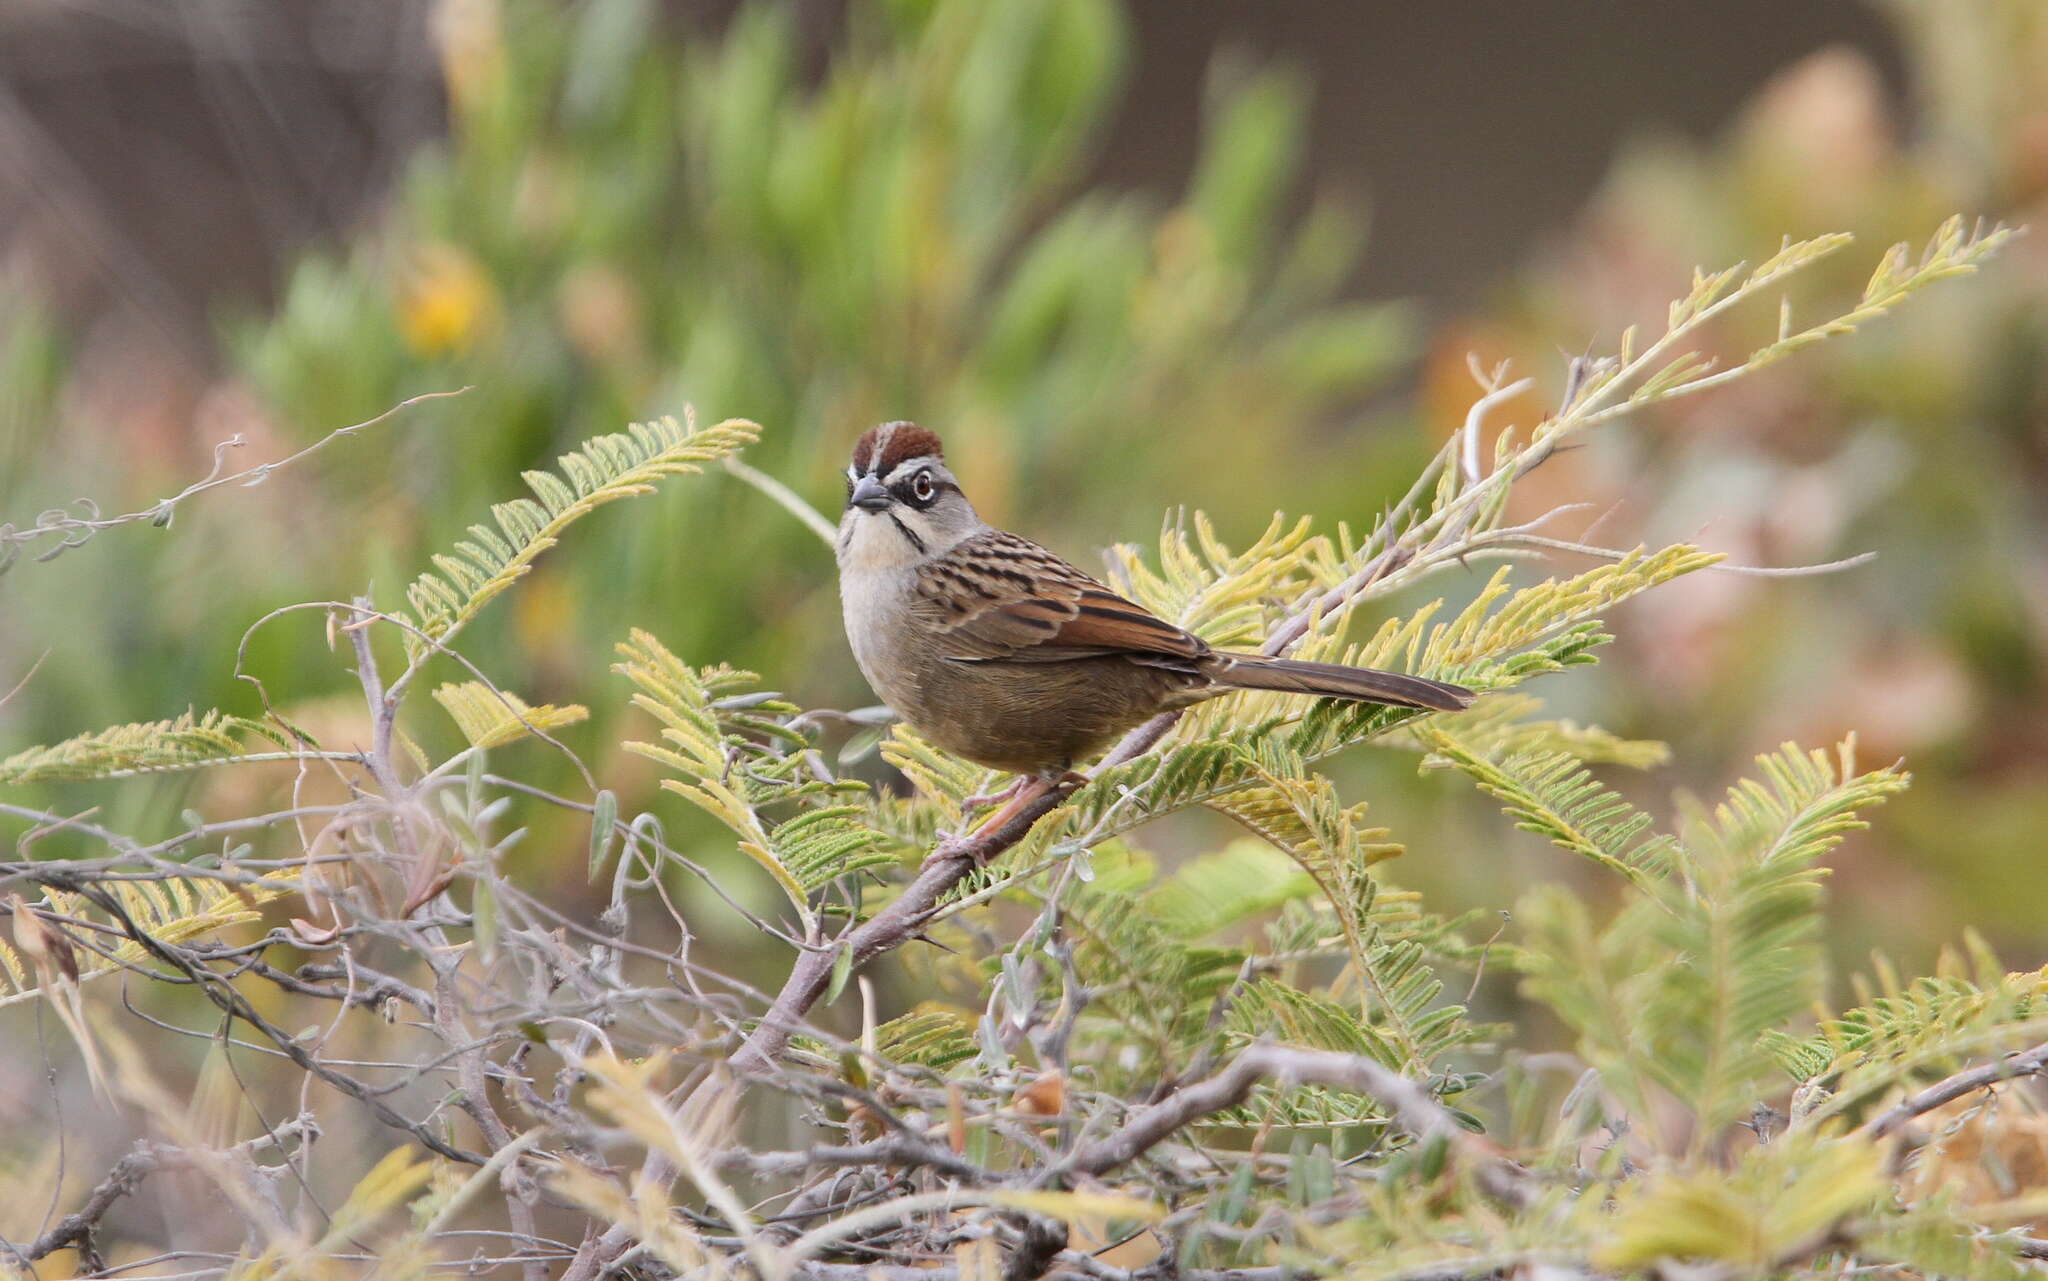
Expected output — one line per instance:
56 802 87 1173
836 422 1473 828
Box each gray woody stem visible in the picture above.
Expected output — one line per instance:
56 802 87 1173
4 1115 318 1269
726 773 1087 1076
1061 1042 1532 1208
1862 1037 2048 1141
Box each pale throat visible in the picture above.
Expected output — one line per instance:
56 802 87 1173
837 510 929 573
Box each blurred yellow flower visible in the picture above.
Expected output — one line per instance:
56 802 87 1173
398 243 498 358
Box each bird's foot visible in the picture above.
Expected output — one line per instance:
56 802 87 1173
967 777 1055 837
934 777 1026 844
965 770 1089 837
933 772 1090 858
958 776 1028 818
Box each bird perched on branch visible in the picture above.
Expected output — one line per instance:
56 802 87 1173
836 422 1473 831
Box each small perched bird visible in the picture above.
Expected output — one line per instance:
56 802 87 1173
836 422 1474 829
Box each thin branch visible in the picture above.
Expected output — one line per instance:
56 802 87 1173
1486 532 1878 578
41 873 489 1165
723 1137 991 1184
725 776 1083 1077
1459 375 1533 489
14 1114 318 1265
1058 1043 1532 1209
727 456 840 546
0 389 467 575
1862 1038 2048 1140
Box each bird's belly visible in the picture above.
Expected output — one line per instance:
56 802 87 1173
899 656 1184 776
839 570 1196 775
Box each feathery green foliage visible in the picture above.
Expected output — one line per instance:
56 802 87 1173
1061 853 1249 1071
1398 691 1671 769
400 413 759 660
1772 943 2048 1123
1103 513 1329 648
0 871 292 1008
1517 741 1911 1144
1141 840 1315 940
0 710 285 784
1421 727 1678 888
871 1009 980 1072
1565 217 2013 432
1857 1211 2045 1281
790 1008 980 1074
1220 756 1468 1080
1593 1130 1887 1270
431 680 589 749
614 628 897 928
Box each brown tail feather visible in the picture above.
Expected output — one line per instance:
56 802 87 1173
1211 653 1473 712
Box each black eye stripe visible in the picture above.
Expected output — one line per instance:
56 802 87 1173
893 468 948 509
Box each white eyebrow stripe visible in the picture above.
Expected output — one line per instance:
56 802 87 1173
864 422 899 473
881 456 936 482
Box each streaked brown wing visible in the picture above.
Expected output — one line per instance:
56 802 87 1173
915 531 1205 664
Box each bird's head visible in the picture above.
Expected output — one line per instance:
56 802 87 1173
837 422 981 570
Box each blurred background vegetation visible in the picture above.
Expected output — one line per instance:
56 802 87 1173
1 0 2043 993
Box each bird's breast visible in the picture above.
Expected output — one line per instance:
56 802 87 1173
839 568 923 707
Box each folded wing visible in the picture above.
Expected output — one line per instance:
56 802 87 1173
915 531 1205 665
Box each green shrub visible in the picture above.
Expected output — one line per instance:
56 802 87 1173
4 216 2038 1279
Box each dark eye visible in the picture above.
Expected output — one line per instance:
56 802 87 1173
910 469 936 502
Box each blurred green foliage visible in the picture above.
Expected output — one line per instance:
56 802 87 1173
1454 0 2048 965
3 0 1417 876
233 0 1412 705
2 2 2046 1267
1 0 2043 970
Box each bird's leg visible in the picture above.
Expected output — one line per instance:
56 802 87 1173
935 771 1089 851
959 775 1027 817
966 770 1088 839
933 776 1023 844
969 778 1052 836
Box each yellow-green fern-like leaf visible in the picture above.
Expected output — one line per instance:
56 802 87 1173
1515 739 1909 1143
875 1008 978 1071
0 711 284 785
1419 726 1676 889
1103 512 1328 648
0 870 294 1008
431 681 589 749
1141 840 1315 940
614 629 895 929
1596 1132 1886 1271
1769 933 2048 1123
403 412 760 659
879 723 992 817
